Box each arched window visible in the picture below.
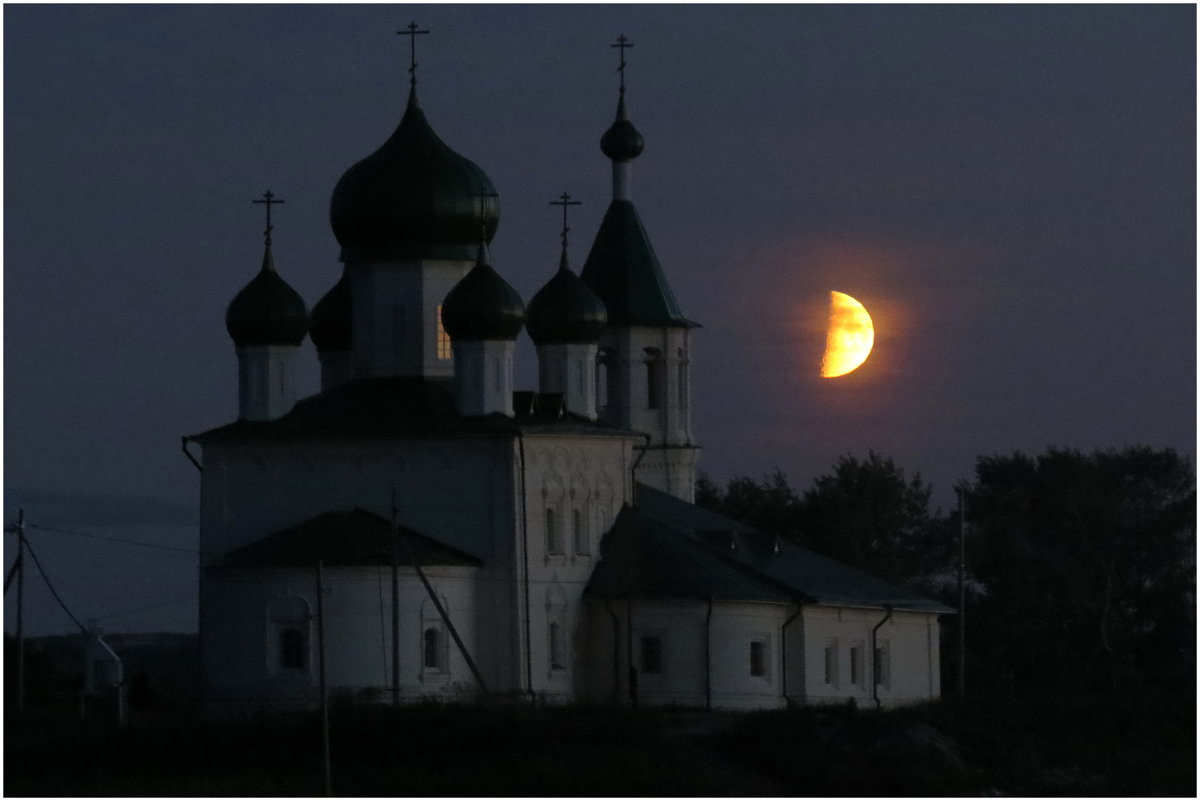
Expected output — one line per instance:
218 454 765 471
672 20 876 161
423 627 442 670
280 627 305 670
545 507 561 554
573 508 588 555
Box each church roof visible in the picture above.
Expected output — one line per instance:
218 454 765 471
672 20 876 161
329 86 499 263
187 377 642 443
225 244 309 347
587 484 953 614
579 200 698 329
216 508 481 568
441 243 527 342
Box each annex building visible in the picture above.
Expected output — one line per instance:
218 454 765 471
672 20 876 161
185 33 949 712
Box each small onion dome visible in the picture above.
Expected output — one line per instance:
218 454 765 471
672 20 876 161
309 267 352 351
441 243 526 341
225 246 309 346
526 248 608 344
600 91 644 161
330 87 500 263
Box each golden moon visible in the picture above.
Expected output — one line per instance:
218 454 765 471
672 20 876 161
820 291 875 378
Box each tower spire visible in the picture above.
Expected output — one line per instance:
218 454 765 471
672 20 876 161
549 191 581 257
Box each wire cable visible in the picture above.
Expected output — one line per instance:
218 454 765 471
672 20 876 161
27 523 201 555
21 535 87 633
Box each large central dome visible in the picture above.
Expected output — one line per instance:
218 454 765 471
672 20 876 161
330 87 499 262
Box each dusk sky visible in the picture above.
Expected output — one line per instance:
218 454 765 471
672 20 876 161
5 4 1195 634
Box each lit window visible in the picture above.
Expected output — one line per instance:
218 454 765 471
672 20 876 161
640 636 663 674
280 628 305 670
750 640 767 677
436 305 452 360
573 508 588 555
549 622 566 670
545 508 561 554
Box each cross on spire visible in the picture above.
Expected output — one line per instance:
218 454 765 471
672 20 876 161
252 190 285 246
398 21 430 87
549 192 581 248
611 34 634 92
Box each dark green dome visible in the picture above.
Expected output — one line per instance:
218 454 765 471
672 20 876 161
226 247 309 346
600 92 644 161
331 87 500 263
441 244 525 341
526 249 607 344
310 267 351 351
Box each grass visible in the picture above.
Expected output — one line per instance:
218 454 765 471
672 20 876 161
5 692 1194 796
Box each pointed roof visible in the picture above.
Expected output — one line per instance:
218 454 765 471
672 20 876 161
217 508 482 568
580 200 697 328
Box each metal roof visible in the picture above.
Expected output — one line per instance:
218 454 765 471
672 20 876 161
187 377 644 444
217 508 482 568
579 200 699 329
587 484 953 614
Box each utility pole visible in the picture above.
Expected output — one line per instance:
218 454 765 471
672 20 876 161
14 509 26 714
390 488 401 707
316 559 331 797
957 488 966 698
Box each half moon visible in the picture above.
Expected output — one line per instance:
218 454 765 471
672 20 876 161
820 291 875 378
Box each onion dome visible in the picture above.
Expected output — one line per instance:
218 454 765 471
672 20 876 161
309 267 352 351
330 86 500 263
526 246 607 344
441 243 525 341
600 91 644 161
225 244 309 346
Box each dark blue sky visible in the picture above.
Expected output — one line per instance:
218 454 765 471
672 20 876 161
5 4 1195 633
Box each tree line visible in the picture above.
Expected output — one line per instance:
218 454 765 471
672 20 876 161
696 446 1195 697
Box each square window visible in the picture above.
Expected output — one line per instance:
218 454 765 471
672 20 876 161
640 636 663 674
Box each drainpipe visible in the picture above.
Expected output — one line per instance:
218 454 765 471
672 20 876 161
705 597 713 711
871 606 893 709
517 432 534 703
604 598 621 703
780 604 802 707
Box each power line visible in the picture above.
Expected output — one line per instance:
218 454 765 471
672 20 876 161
22 535 87 633
25 522 202 553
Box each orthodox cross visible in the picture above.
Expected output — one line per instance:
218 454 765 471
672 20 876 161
398 21 430 86
549 192 581 248
252 190 284 245
611 34 633 91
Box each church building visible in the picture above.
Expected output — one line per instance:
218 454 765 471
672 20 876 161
185 32 948 712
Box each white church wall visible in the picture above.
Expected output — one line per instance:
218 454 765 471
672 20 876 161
200 565 478 711
707 602 791 710
797 606 941 707
518 435 633 702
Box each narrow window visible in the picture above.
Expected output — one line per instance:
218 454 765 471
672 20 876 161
750 640 767 677
423 627 441 669
850 645 862 686
549 622 566 670
640 636 663 674
573 508 588 555
436 305 452 360
646 359 661 409
874 640 890 689
545 508 560 554
824 641 838 686
494 356 503 393
280 628 305 670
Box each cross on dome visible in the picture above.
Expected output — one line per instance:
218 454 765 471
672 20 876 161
549 191 581 248
397 21 430 87
252 190 285 247
611 34 633 92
